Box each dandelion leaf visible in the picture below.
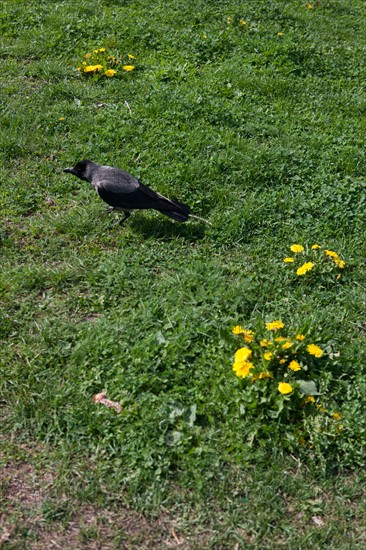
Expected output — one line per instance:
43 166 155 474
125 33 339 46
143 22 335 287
298 380 319 396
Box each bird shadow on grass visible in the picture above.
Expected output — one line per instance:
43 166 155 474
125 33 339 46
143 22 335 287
128 215 206 242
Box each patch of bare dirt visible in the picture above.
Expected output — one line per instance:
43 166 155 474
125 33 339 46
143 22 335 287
0 437 203 549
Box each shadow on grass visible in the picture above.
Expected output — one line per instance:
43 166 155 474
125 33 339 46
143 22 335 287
128 215 206 241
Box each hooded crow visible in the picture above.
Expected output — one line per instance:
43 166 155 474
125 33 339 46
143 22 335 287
63 160 192 223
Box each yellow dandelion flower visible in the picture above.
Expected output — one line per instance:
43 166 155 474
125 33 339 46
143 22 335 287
264 352 273 361
275 336 285 342
233 360 254 378
297 262 314 276
324 249 339 259
304 396 315 403
288 360 301 371
290 244 304 253
94 49 99 54
243 330 254 343
332 412 342 421
311 244 321 250
334 258 345 269
235 347 252 362
279 359 286 364
58 117 65 121
306 344 324 358
282 341 292 350
99 48 106 52
277 32 284 36
82 61 87 65
266 320 284 331
105 69 116 77
232 325 244 335
127 53 136 59
85 53 92 58
84 65 97 72
296 334 305 341
260 339 271 347
283 257 295 263
278 382 293 395
259 371 272 379
240 20 247 26
123 65 135 71
83 64 103 73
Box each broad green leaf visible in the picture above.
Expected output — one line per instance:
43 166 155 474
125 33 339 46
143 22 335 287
298 380 319 396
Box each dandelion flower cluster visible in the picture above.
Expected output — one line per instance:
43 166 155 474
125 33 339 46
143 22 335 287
77 48 137 79
231 320 324 400
230 320 342 446
284 244 346 279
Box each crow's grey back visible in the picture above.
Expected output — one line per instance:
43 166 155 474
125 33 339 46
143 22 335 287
93 165 140 194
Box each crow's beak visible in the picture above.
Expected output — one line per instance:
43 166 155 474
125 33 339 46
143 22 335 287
63 167 74 174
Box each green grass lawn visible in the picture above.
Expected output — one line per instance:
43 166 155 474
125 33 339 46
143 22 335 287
1 0 366 546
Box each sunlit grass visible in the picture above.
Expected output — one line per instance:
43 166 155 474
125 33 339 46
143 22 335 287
1 0 366 546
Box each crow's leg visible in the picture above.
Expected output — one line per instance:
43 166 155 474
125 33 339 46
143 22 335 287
119 210 131 225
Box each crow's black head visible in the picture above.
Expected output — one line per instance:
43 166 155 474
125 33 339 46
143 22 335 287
63 160 96 182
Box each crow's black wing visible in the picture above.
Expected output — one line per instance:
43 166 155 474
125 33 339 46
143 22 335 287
94 166 165 208
95 166 190 220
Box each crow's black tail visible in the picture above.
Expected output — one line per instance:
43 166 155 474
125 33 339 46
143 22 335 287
155 199 191 222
